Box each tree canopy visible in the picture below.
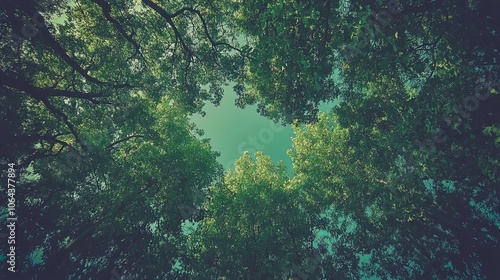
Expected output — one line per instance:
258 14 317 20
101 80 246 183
1 0 499 279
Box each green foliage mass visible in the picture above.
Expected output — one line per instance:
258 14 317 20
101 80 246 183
1 0 499 279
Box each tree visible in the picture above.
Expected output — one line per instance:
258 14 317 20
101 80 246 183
0 96 222 278
289 109 499 278
185 152 312 279
1 0 236 277
231 0 500 124
2 0 499 278
1 0 245 165
231 0 341 124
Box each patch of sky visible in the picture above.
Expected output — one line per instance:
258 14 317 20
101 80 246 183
190 84 339 174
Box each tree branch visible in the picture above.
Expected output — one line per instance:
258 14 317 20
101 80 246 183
1 71 104 101
106 135 144 150
170 6 253 59
16 135 70 168
41 98 84 148
15 0 136 89
141 0 192 56
91 0 147 62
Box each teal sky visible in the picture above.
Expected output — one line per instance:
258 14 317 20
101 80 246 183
190 85 338 174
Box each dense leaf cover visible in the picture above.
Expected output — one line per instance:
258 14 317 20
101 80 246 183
1 0 499 279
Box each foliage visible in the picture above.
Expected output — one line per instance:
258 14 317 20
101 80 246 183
186 152 310 279
1 0 499 279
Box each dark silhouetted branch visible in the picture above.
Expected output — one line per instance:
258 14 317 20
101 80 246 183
106 135 144 150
